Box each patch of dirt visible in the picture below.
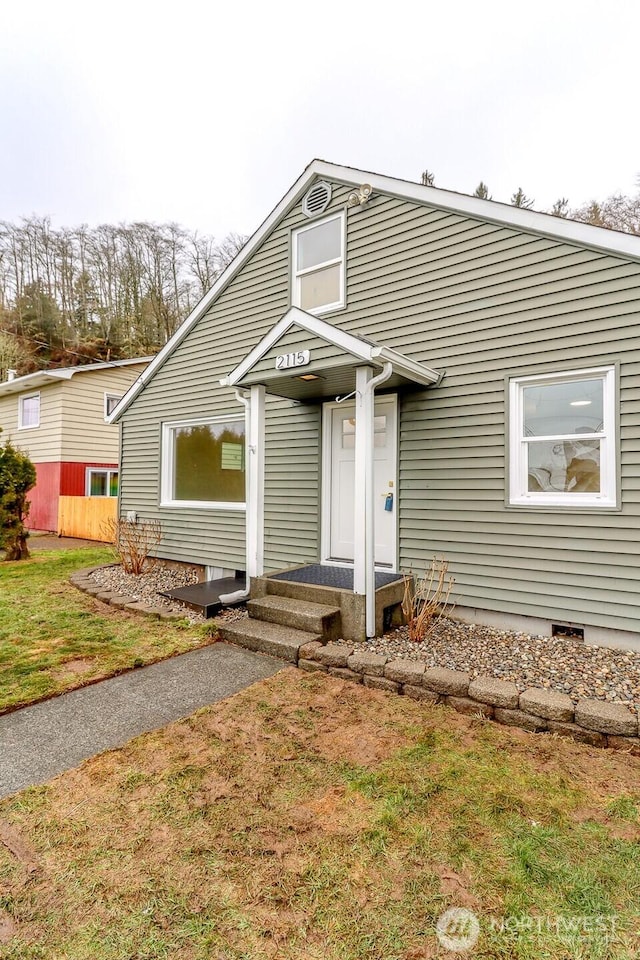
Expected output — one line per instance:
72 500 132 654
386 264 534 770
315 722 405 766
295 785 374 836
0 822 40 874
432 864 480 910
51 657 96 679
0 911 18 944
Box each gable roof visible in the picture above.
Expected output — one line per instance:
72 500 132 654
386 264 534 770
110 159 640 422
0 357 152 398
220 307 441 396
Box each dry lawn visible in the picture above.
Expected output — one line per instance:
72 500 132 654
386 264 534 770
0 670 639 959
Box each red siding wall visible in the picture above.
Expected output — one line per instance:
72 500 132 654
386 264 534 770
60 462 118 496
26 461 119 531
27 462 62 532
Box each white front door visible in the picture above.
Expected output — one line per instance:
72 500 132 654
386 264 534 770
324 396 397 568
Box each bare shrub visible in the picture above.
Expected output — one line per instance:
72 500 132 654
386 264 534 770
402 557 455 642
102 516 162 575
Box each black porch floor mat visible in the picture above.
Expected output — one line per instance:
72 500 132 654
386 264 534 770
270 564 402 590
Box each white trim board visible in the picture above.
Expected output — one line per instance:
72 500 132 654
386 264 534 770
0 356 153 399
110 159 640 423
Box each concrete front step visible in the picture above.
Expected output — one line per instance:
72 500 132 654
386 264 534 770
247 595 341 641
261 577 345 608
218 618 321 663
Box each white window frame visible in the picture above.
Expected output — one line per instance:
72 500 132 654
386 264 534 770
509 365 617 509
104 393 122 418
18 392 40 429
160 415 246 511
85 468 119 497
292 210 346 315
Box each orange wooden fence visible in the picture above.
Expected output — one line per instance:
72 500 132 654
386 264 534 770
57 496 117 541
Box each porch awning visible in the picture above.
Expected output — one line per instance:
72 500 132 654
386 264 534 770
219 307 443 400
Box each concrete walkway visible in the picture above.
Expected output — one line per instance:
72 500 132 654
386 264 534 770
0 643 282 799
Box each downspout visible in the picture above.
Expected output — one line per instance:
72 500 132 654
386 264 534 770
219 388 252 604
364 362 393 638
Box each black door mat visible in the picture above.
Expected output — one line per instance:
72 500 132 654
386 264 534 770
270 564 402 590
159 577 247 618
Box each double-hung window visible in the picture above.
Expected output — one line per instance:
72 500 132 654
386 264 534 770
18 393 40 429
292 211 345 314
161 416 246 509
509 366 617 508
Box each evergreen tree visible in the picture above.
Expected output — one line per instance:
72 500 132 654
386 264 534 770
551 197 569 218
0 429 36 560
511 187 534 209
473 181 491 199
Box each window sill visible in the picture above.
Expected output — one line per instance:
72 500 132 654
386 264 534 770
293 300 345 317
160 500 246 511
508 497 619 512
17 424 39 430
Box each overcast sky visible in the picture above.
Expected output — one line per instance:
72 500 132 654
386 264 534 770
1 0 638 240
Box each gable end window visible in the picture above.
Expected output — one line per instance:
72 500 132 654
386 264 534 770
18 393 40 429
292 211 345 314
105 393 122 417
509 366 617 509
161 416 246 509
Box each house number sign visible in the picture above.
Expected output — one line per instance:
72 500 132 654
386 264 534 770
275 349 310 370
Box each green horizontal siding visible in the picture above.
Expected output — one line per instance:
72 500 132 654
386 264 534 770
119 179 640 632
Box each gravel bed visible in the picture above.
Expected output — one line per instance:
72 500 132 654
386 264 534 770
353 618 640 711
89 564 247 625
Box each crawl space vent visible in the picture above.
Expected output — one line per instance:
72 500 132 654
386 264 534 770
302 181 332 218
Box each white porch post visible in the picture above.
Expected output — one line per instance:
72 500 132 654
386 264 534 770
354 363 394 638
353 365 374 609
247 384 265 580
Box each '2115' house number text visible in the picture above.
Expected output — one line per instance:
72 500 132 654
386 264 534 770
275 350 311 370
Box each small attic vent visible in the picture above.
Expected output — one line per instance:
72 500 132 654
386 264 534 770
302 181 332 218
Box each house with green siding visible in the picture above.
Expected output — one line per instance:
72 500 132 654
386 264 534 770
111 161 640 652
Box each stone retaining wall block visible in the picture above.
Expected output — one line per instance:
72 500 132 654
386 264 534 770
109 596 138 609
328 667 363 683
315 644 354 668
298 659 328 673
403 684 440 703
519 688 574 722
384 659 426 684
468 676 519 709
364 676 401 693
547 720 607 748
423 667 470 696
299 641 324 660
574 699 638 736
347 651 388 676
446 696 494 719
494 708 547 732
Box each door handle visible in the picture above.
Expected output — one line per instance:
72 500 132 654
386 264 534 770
383 493 394 512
